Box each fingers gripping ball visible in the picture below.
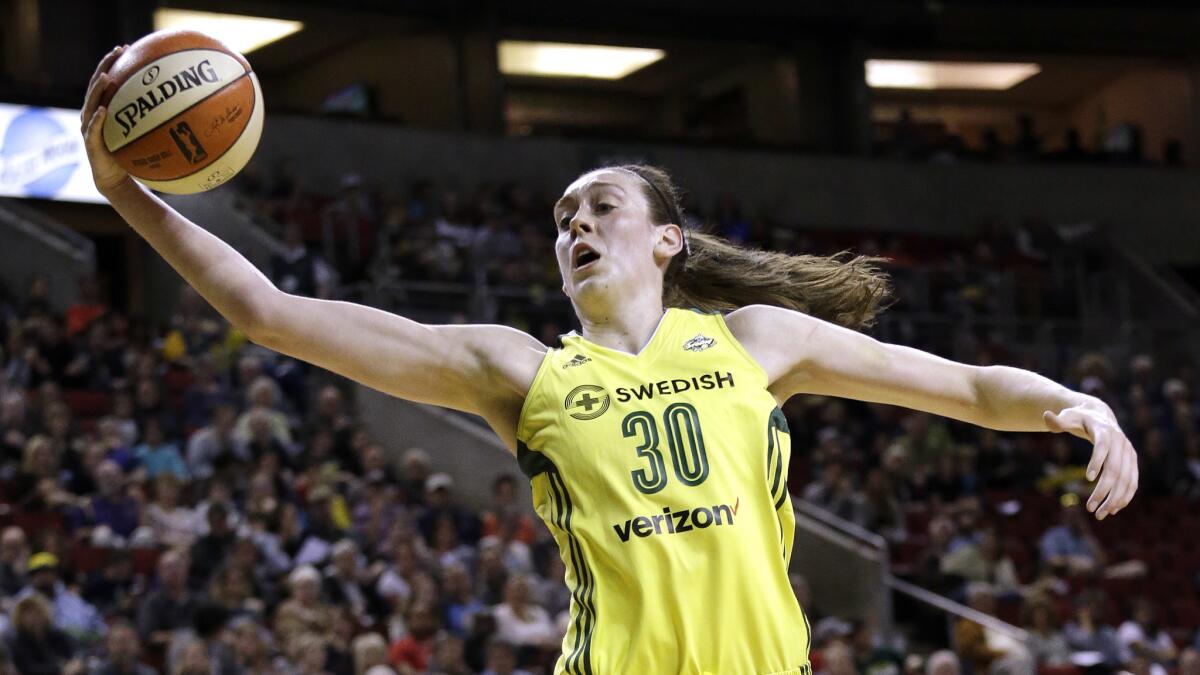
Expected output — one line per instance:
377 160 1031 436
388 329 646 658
100 30 264 194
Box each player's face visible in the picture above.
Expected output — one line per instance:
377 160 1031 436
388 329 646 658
553 169 680 308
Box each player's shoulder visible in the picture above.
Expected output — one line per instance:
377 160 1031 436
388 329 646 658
724 304 814 337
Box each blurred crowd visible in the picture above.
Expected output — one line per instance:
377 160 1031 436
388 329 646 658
0 276 599 675
225 164 1200 674
874 111 1183 168
234 160 1096 371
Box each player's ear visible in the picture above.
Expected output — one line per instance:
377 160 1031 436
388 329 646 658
654 223 684 262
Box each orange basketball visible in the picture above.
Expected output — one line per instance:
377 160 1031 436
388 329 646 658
100 30 264 194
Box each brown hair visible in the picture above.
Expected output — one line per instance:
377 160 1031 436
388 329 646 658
615 164 894 331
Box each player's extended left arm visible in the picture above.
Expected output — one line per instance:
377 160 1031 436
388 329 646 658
727 304 1138 520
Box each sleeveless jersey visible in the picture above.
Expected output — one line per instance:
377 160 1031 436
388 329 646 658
517 308 812 675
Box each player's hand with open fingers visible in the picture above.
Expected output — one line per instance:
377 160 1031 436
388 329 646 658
80 45 131 194
1044 403 1138 520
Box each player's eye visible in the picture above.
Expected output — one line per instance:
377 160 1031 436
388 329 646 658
557 214 572 230
596 203 614 214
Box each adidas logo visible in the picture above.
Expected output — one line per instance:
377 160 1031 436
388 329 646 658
683 334 716 352
562 354 592 369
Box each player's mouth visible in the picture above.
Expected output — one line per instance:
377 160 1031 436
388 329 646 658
572 243 602 271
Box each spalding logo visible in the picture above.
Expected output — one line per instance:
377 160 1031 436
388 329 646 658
141 65 160 86
114 60 222 138
0 108 79 198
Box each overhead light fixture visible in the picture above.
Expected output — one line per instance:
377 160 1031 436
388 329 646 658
866 59 1041 90
498 40 665 79
153 9 303 54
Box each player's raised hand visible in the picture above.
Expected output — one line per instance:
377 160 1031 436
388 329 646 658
80 45 130 194
1044 405 1138 520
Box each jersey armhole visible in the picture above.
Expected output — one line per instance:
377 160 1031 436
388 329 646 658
516 347 557 442
714 312 772 386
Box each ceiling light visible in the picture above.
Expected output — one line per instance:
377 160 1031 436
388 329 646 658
866 59 1041 90
153 9 303 54
498 41 665 80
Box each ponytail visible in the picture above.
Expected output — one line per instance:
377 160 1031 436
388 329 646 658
618 164 894 331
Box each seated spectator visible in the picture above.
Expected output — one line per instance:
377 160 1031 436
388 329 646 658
89 619 156 675
20 551 106 644
0 526 29 596
143 473 201 549
480 474 536 545
1038 504 1105 576
440 562 485 639
72 459 140 541
165 602 239 675
234 376 293 447
5 593 82 675
82 549 137 617
185 402 248 481
137 550 199 655
401 448 432 507
352 632 391 675
388 602 440 672
1180 647 1200 675
819 639 858 675
953 583 1032 675
1023 598 1071 667
427 633 471 675
190 501 237 586
418 473 481 546
492 574 558 651
230 617 288 674
323 539 378 625
274 565 335 654
134 417 187 481
480 639 532 675
1117 597 1176 675
11 434 75 511
925 650 961 675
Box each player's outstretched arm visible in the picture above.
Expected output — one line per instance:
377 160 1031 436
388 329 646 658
80 47 543 450
727 304 1138 520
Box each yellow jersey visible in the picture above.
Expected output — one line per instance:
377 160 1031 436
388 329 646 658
517 308 812 675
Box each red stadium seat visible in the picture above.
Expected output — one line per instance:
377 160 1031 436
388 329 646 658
131 548 162 577
71 543 109 575
62 389 112 419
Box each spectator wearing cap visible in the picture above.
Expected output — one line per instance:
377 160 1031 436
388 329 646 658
418 473 481 546
0 526 29 596
90 619 156 675
19 551 106 644
137 550 199 654
6 593 82 675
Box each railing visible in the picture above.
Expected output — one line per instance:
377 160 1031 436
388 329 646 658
0 198 96 310
795 500 1030 651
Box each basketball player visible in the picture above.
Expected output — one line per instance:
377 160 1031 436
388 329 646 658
80 46 1138 675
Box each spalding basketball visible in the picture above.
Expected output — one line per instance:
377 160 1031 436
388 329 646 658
101 30 264 194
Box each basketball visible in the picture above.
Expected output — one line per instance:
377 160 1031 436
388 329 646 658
100 29 263 194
